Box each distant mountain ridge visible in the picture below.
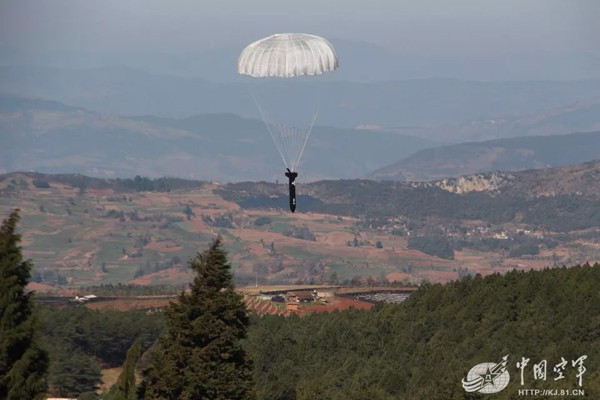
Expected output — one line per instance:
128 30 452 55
4 92 600 184
0 94 82 112
0 93 432 182
369 130 600 182
2 65 600 135
428 97 600 142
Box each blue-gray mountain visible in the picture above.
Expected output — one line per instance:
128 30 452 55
2 65 600 134
0 94 432 182
369 131 600 182
431 97 600 142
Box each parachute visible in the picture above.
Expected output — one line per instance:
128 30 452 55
238 33 338 79
238 33 338 172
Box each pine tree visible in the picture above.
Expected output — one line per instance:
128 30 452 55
106 337 141 400
139 237 254 399
0 209 48 399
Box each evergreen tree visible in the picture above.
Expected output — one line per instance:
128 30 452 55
139 237 254 399
0 209 48 399
48 350 101 398
105 338 141 400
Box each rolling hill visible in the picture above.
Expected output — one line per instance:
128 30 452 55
1 160 599 290
0 94 432 182
426 97 600 142
219 159 600 226
369 130 600 181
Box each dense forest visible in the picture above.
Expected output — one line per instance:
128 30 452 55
247 263 600 399
38 307 164 398
36 263 600 399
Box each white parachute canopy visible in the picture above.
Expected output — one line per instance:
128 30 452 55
238 33 338 78
238 33 338 171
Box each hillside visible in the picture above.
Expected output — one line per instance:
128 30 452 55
2 172 455 289
369 130 600 181
1 161 600 290
36 263 600 399
431 159 600 198
425 97 600 142
0 93 432 181
221 159 600 208
248 264 600 399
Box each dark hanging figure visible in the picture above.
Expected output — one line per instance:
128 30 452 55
285 168 298 213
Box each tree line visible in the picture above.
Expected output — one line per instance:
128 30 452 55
2 209 599 399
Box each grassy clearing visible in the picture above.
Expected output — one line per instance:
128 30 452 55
326 261 395 281
269 220 291 234
326 262 362 281
278 245 320 261
63 268 97 281
102 263 137 284
174 221 196 232
99 367 121 394
96 241 130 261
220 230 245 255
31 230 76 250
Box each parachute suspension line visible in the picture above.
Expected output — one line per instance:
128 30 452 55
249 87 315 172
281 124 304 171
279 124 293 168
249 88 289 169
248 86 319 171
277 123 311 172
286 125 299 169
292 110 318 171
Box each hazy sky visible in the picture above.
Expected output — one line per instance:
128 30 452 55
1 0 599 79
